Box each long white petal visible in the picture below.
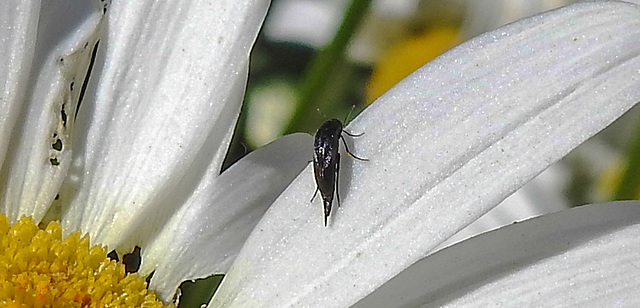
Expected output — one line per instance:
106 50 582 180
60 0 270 250
437 163 570 250
0 1 39 167
354 201 640 307
0 1 104 222
211 2 640 307
143 133 312 301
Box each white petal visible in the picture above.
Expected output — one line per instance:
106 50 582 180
0 1 105 221
211 2 640 307
60 0 269 250
0 1 39 166
143 133 312 301
354 201 640 307
437 163 570 250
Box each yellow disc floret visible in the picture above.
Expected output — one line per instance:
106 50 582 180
0 214 171 307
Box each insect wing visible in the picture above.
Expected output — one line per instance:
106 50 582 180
313 136 337 198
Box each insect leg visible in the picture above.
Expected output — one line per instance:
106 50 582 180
343 130 364 137
340 135 368 161
336 152 341 207
310 186 319 203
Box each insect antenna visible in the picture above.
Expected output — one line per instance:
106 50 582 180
343 105 356 124
316 108 328 118
342 105 366 138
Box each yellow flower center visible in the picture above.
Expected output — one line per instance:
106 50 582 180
0 214 171 307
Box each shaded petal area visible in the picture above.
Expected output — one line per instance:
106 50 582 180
60 0 270 251
354 201 640 307
142 133 312 301
0 1 105 222
211 2 640 307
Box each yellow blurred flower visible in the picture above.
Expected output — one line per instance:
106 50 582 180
367 27 460 104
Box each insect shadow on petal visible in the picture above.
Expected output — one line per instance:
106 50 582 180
310 117 368 227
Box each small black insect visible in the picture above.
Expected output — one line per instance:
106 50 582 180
311 118 367 226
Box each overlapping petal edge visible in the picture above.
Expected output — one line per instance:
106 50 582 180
355 200 640 307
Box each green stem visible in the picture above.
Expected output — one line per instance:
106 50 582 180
613 112 640 200
285 0 372 134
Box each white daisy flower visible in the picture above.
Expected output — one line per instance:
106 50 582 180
1 0 309 305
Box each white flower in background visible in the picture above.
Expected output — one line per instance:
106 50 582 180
210 2 640 306
1 0 311 304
